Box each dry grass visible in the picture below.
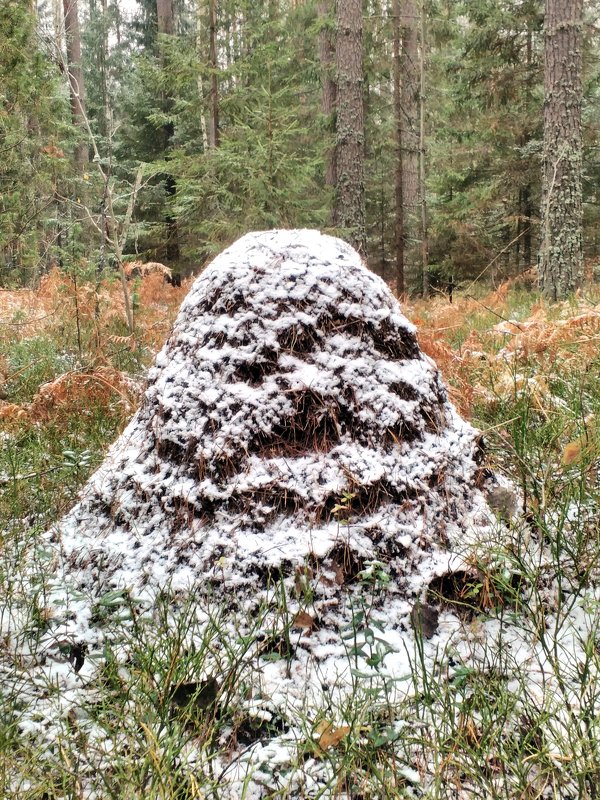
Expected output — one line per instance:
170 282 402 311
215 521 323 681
0 268 189 428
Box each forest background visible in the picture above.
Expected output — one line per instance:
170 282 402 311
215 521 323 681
2 0 599 303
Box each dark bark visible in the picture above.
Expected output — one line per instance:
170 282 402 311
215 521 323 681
418 1 428 297
156 0 179 264
334 0 366 255
318 0 336 191
89 0 109 139
208 0 219 149
523 185 533 267
400 0 419 289
538 0 583 300
156 0 174 35
392 0 404 296
63 0 88 169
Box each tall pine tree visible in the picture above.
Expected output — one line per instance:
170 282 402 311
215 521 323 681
334 0 366 253
538 0 583 299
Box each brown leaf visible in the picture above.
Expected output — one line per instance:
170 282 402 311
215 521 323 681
293 611 316 630
332 559 345 585
318 723 351 751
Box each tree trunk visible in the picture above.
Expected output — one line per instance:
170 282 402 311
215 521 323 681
334 0 366 255
538 0 583 301
208 0 219 149
53 0 63 51
99 0 110 140
419 0 428 298
523 184 533 267
400 0 419 290
318 0 336 191
157 0 174 36
156 0 179 265
392 0 404 296
522 21 534 270
195 0 209 151
63 0 88 170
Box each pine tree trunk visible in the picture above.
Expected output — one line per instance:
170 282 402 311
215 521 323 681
196 0 209 152
334 0 366 255
318 0 336 191
538 0 583 300
157 0 174 35
400 0 419 290
89 0 110 140
419 0 429 298
208 0 219 148
62 0 88 170
100 0 110 139
156 0 179 264
392 0 404 296
523 185 533 267
53 0 62 50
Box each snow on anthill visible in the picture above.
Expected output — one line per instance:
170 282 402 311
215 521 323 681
5 230 595 798
41 230 496 636
50 231 489 596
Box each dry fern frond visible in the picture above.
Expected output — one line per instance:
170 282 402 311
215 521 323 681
107 334 137 350
29 367 142 424
0 402 30 427
418 333 473 416
124 260 172 278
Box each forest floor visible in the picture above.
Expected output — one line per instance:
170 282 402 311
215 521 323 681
2 266 600 798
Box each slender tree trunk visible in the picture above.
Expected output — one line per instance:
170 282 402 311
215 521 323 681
538 0 583 300
523 185 533 266
89 0 110 140
53 0 63 65
400 0 419 290
521 20 534 270
392 0 404 296
196 0 209 151
156 0 179 264
334 0 366 255
419 0 428 297
208 0 219 148
318 0 337 191
63 0 88 169
99 0 110 139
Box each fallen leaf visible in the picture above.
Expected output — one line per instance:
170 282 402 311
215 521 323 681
317 722 351 751
293 611 316 630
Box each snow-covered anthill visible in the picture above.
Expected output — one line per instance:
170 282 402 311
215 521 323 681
51 229 498 627
15 230 521 796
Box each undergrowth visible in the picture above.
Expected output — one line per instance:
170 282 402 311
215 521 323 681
3 271 600 797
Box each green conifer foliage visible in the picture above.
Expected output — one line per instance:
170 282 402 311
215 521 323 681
0 1 71 284
172 1 329 261
2 0 599 289
427 0 543 285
